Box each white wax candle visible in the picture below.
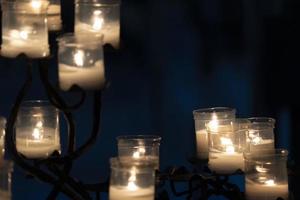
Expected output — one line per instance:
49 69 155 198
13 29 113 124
109 186 154 200
1 30 49 58
248 139 274 152
209 151 244 174
47 5 62 31
196 129 208 159
16 128 60 159
245 179 289 200
59 60 105 91
75 22 120 48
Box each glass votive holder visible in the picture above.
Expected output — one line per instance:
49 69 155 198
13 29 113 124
244 149 289 200
0 160 13 200
0 117 6 157
117 135 161 170
246 117 275 153
15 101 60 159
208 119 247 174
47 0 62 31
193 107 236 160
57 34 105 91
0 0 50 58
109 157 155 200
75 0 120 48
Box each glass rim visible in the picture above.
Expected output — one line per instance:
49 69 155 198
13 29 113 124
1 0 50 9
110 157 157 171
75 0 120 6
193 107 236 120
244 149 288 162
248 117 276 125
57 33 104 46
20 100 58 111
116 135 162 142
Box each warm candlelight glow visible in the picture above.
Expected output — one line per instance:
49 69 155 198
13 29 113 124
132 147 146 159
208 115 219 132
256 165 269 173
92 10 104 31
74 50 84 67
31 0 42 9
265 179 276 186
127 167 138 191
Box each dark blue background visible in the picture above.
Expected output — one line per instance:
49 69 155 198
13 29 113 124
0 0 299 199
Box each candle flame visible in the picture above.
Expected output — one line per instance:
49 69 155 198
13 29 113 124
221 137 235 154
74 50 84 67
31 0 42 9
256 165 268 173
32 121 43 140
127 167 138 191
132 147 146 159
92 10 104 31
265 179 276 186
208 114 219 133
249 131 263 145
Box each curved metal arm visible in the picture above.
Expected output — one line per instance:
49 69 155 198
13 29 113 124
4 58 84 200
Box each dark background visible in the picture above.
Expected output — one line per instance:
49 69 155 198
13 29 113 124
0 0 299 199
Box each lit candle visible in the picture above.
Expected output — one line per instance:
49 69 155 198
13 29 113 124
193 107 236 160
0 0 49 58
245 178 289 200
246 118 275 153
208 137 244 174
244 149 289 200
16 121 60 159
15 101 60 159
75 1 120 48
109 167 154 200
208 119 247 174
117 135 161 169
109 159 155 200
58 34 105 91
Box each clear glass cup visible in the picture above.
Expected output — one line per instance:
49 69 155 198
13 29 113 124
246 117 275 153
193 107 236 160
57 33 105 91
75 0 120 48
15 100 60 159
47 0 62 31
0 117 6 157
0 160 13 200
109 157 155 200
208 119 247 174
117 135 161 170
0 0 50 58
244 149 289 200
